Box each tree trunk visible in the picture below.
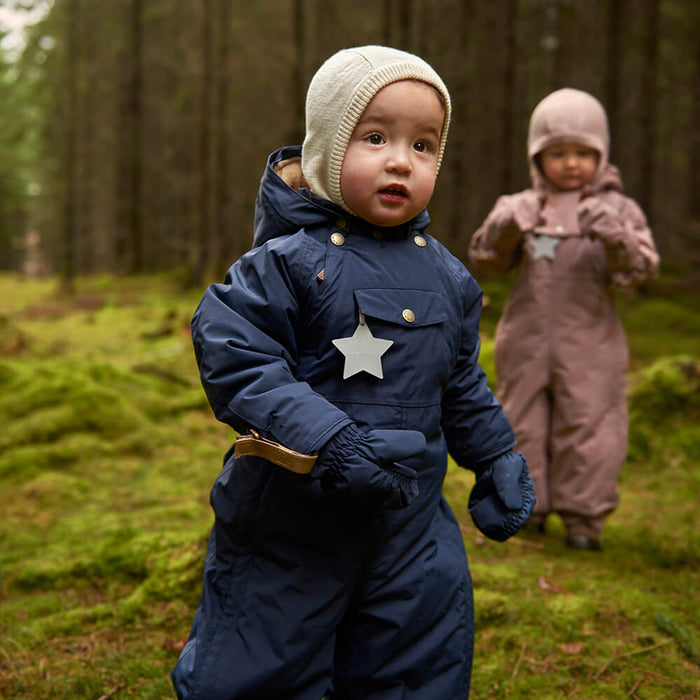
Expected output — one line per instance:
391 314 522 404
61 0 79 290
639 0 659 225
193 0 214 287
398 0 413 50
128 0 144 272
604 0 622 162
689 25 700 220
215 0 232 271
382 0 392 46
448 0 473 251
292 0 306 145
501 0 517 194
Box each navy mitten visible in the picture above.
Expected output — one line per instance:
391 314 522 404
314 424 425 509
468 450 536 541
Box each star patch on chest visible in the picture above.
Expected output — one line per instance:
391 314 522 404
529 234 560 260
332 314 393 380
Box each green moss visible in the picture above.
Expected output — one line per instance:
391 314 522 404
474 589 516 627
2 273 699 700
628 355 700 422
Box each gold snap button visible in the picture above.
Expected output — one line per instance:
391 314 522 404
335 218 346 229
402 309 416 323
414 235 427 247
330 232 345 246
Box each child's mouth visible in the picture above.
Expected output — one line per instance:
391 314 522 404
379 185 407 201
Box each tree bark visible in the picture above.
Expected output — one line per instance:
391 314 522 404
193 0 214 287
292 0 306 145
502 0 517 194
128 0 144 272
604 0 622 163
215 0 232 270
61 0 79 290
639 0 659 224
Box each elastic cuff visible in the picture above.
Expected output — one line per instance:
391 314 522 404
318 422 364 468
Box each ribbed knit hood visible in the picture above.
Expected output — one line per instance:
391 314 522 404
301 45 451 214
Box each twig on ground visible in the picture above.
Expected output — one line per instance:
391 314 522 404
593 639 673 680
628 663 697 687
511 642 527 680
96 683 125 700
628 679 642 698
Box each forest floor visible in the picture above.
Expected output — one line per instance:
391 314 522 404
0 272 698 700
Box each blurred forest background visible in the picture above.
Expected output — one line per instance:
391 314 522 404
1 3 699 697
0 0 698 285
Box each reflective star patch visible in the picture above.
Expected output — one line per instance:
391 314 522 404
332 315 393 379
529 235 560 260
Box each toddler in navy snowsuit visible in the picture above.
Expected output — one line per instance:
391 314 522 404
172 45 535 699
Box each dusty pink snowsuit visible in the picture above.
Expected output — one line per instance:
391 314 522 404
469 89 659 540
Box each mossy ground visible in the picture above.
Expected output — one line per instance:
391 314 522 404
0 272 698 699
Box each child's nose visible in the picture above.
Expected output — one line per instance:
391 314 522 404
386 144 412 173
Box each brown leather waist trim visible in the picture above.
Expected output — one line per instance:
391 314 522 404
234 430 317 474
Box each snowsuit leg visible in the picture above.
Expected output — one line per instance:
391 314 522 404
495 324 551 519
549 336 629 538
171 454 376 700
329 498 473 699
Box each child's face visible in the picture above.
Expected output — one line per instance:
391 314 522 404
340 80 444 227
539 142 599 190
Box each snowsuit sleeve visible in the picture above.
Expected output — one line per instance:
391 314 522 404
191 236 352 455
440 273 516 471
468 190 543 274
578 192 660 287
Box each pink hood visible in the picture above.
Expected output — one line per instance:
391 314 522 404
527 88 614 192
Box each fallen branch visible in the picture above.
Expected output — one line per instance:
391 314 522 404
97 683 125 700
592 639 673 680
627 679 642 698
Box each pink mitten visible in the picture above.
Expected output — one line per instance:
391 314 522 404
577 197 624 243
487 191 542 241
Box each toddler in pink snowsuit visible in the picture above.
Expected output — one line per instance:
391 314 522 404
469 88 659 549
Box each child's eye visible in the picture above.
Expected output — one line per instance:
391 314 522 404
367 133 384 145
414 140 431 153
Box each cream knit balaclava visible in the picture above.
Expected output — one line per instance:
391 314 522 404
301 45 451 214
527 88 610 183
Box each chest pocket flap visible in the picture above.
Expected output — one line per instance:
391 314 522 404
354 288 448 328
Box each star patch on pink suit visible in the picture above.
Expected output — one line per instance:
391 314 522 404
529 235 560 260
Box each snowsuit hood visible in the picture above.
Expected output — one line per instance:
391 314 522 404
253 146 431 248
528 88 612 191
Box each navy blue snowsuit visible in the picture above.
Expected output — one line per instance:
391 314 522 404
171 146 517 699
